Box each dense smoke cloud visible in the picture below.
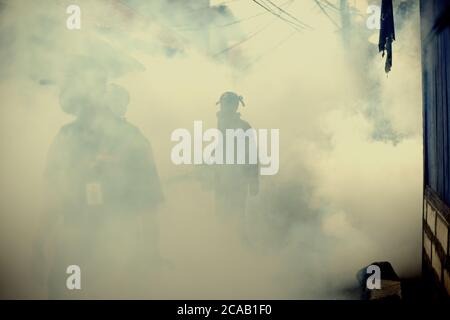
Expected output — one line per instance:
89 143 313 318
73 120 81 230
0 0 422 299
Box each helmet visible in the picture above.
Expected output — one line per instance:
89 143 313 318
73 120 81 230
216 91 245 108
105 83 129 118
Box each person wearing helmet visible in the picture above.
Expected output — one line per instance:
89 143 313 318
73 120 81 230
104 83 129 119
214 91 259 221
35 59 163 298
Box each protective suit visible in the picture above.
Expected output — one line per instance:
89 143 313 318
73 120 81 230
214 92 259 220
39 61 163 298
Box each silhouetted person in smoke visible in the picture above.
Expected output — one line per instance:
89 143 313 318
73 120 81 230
214 91 259 221
36 58 163 298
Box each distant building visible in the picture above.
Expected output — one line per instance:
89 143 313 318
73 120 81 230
420 0 450 298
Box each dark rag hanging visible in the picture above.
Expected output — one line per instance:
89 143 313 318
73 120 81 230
378 0 395 73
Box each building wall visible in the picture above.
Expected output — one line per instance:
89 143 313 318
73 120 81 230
421 0 450 206
421 0 450 297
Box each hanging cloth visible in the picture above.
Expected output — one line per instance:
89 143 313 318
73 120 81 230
378 0 395 73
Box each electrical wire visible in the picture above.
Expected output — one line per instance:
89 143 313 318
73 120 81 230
317 0 340 12
253 0 306 32
313 0 341 29
211 18 277 57
264 0 313 29
243 29 298 70
176 0 293 31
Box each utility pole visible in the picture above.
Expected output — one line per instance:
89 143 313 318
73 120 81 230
340 0 351 44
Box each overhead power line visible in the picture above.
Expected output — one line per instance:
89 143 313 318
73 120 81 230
313 0 341 29
264 0 313 29
252 0 307 32
318 0 340 12
177 0 294 31
243 29 297 70
212 0 307 58
212 18 276 57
